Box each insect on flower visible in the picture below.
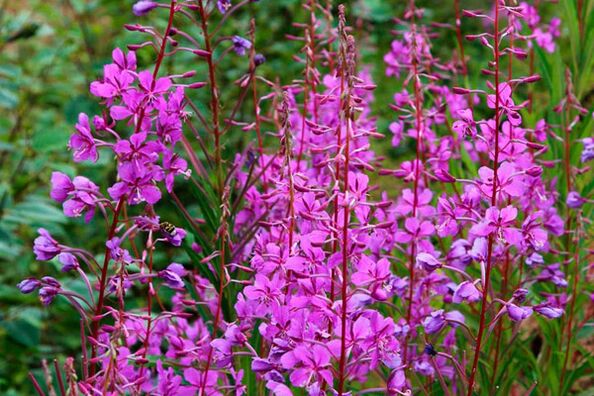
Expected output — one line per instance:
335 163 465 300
159 221 177 236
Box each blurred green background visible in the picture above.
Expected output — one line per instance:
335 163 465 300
0 0 591 394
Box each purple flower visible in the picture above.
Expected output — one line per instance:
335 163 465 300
534 303 564 319
163 151 189 193
470 205 522 247
513 288 529 303
58 253 79 272
39 277 61 306
566 191 586 209
394 217 434 244
106 237 132 264
50 172 74 202
280 344 333 387
526 252 544 267
111 48 136 72
452 281 481 303
351 255 393 300
17 278 41 294
416 252 442 272
534 28 555 53
387 369 407 394
232 36 252 56
132 1 158 16
452 108 477 138
423 310 446 334
69 113 98 162
161 225 186 247
158 267 185 290
581 137 594 162
478 162 523 200
506 304 533 322
536 264 567 287
108 162 162 205
52 173 101 222
217 0 232 13
254 53 266 66
33 228 61 261
395 188 435 217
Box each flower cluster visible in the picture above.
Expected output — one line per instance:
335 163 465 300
19 1 592 395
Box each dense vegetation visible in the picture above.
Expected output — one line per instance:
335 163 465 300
1 1 592 395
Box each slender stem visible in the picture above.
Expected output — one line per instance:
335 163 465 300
28 372 46 396
199 233 227 394
337 54 353 396
198 0 223 193
404 0 424 366
89 197 124 377
559 215 582 391
54 359 66 396
454 0 467 75
467 2 501 394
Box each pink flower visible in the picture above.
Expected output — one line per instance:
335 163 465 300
478 162 524 201
470 205 523 246
69 113 98 162
280 345 333 387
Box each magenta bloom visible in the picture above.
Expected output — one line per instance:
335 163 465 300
108 162 162 205
478 162 523 201
90 64 134 101
280 344 333 387
51 172 101 222
33 228 61 261
394 217 435 244
507 304 533 322
416 252 442 272
163 151 189 193
395 188 435 217
351 255 393 300
470 205 522 246
452 108 477 138
452 281 481 303
69 113 98 162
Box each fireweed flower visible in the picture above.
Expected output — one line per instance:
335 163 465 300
580 137 594 162
33 228 61 261
19 1 574 394
132 1 158 16
232 36 251 56
17 278 41 294
69 113 98 162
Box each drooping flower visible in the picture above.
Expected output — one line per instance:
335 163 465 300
33 228 61 261
132 1 158 16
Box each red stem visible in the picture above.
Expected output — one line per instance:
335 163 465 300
336 69 353 396
199 235 227 394
467 2 501 394
454 0 467 75
89 197 124 378
559 216 582 390
403 1 424 366
198 0 223 192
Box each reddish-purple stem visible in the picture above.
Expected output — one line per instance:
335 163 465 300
467 2 501 394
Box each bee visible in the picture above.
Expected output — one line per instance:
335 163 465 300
424 343 437 357
159 221 177 236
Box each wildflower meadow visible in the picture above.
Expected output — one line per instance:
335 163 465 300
1 0 593 395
